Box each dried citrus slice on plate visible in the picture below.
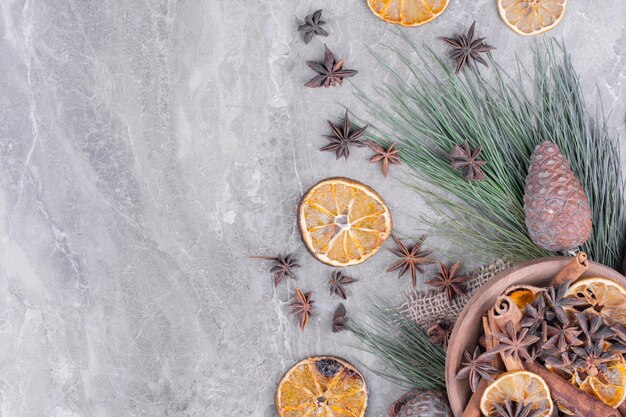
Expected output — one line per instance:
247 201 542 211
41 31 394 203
275 356 368 417
480 371 554 417
576 359 626 408
565 277 626 325
497 0 567 36
367 0 449 27
298 177 392 266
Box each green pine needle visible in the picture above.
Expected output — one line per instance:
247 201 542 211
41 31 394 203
347 305 446 390
355 35 626 269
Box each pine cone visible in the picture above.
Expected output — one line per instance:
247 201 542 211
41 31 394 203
388 389 452 417
523 141 592 252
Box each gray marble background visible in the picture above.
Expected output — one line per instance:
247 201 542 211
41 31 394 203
0 1 625 416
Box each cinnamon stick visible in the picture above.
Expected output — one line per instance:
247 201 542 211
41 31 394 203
553 252 588 285
488 296 524 371
524 360 619 417
618 400 626 417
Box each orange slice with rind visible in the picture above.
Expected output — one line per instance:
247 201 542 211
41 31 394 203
275 356 368 417
367 0 449 27
576 360 626 408
497 0 567 36
480 371 554 417
298 177 392 266
565 277 626 325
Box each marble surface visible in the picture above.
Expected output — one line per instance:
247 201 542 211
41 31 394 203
0 1 625 416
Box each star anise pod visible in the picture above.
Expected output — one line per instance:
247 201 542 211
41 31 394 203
305 44 357 88
367 141 401 178
450 141 486 181
543 280 586 325
492 322 540 364
576 312 613 344
387 234 436 288
249 253 300 287
543 351 576 375
332 303 348 333
493 400 540 417
427 322 453 350
426 261 470 302
320 110 367 160
455 346 500 392
440 21 495 74
542 323 583 355
328 270 358 300
521 296 546 332
572 339 616 377
289 288 315 331
298 9 328 44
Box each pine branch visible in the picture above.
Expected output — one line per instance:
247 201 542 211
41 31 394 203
347 305 446 389
355 36 626 269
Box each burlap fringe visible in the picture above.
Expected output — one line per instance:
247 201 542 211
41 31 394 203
399 259 513 329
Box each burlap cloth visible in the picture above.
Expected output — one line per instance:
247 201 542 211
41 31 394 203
399 260 513 329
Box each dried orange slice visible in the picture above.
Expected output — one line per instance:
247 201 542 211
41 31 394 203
497 0 567 36
275 356 368 417
565 277 626 325
480 371 554 417
367 0 449 27
298 177 392 266
576 360 626 408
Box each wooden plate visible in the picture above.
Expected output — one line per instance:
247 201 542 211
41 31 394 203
445 256 626 417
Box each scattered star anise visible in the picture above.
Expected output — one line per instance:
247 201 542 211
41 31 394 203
289 288 315 331
298 9 328 44
367 141 401 178
332 303 348 333
440 21 495 74
543 280 586 325
492 322 540 364
305 44 357 88
572 340 615 377
387 234 436 288
426 261 470 302
427 322 453 350
320 110 367 160
249 253 300 287
449 141 486 181
543 351 576 375
493 400 539 417
328 270 358 300
455 346 500 392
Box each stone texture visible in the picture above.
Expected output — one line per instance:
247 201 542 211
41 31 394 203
0 1 624 416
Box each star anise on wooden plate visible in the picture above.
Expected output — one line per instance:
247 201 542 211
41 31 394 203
492 322 540 364
576 312 613 344
329 270 358 300
320 110 367 160
249 253 301 287
427 321 453 350
332 303 348 333
455 346 500 392
450 141 486 181
426 261 469 302
571 340 616 377
289 288 315 331
543 280 586 325
367 141 401 178
521 296 546 332
298 9 329 44
387 234 436 288
542 324 583 355
305 44 357 88
493 400 538 417
440 21 495 74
